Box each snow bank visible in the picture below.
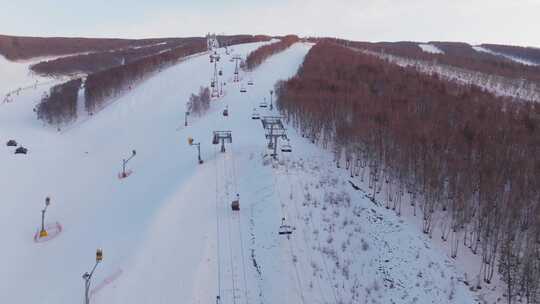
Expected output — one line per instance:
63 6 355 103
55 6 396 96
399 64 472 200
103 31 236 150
418 43 444 54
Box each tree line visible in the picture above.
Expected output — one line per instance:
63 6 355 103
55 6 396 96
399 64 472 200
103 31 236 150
0 34 181 61
29 38 190 76
244 35 299 70
36 78 82 126
276 41 540 303
217 35 272 47
324 38 540 85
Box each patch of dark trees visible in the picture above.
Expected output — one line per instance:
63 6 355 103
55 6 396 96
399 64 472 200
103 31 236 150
326 38 540 84
188 87 211 116
37 78 82 125
0 34 186 61
481 44 540 65
84 41 207 113
244 35 299 70
29 38 192 76
276 41 540 303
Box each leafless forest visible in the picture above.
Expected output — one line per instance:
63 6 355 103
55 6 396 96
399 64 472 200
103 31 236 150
277 41 540 303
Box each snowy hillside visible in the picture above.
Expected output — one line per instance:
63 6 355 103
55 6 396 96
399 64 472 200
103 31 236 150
473 45 539 66
1 40 480 304
359 48 540 102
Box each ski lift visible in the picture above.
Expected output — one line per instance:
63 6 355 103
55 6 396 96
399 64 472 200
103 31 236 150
6 139 17 147
259 100 268 108
251 109 260 120
231 194 240 211
240 86 247 93
15 146 28 154
278 217 293 237
281 139 292 153
247 79 254 86
223 106 229 117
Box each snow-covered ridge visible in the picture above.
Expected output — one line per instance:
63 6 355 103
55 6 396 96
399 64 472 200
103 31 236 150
418 43 444 54
473 45 539 66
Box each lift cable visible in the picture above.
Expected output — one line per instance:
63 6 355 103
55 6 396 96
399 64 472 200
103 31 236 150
229 142 251 304
214 144 223 301
222 152 239 304
270 164 307 304
282 160 341 304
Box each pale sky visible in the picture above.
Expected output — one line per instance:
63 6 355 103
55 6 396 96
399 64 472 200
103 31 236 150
1 0 539 47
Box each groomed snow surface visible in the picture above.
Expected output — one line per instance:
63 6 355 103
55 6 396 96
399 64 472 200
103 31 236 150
1 41 478 303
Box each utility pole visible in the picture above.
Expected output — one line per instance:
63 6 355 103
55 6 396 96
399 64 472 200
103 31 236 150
39 197 51 238
269 90 274 111
83 248 103 304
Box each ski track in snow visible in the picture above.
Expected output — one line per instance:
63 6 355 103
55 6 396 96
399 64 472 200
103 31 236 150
472 45 539 66
1 40 482 303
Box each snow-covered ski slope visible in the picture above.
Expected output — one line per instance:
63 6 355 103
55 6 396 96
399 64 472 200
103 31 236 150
1 40 477 304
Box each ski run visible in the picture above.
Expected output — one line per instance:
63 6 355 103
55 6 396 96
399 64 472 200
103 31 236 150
1 40 487 303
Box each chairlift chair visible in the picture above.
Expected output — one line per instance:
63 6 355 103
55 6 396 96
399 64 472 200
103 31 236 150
281 140 292 153
223 106 229 117
240 87 247 93
211 81 215 88
278 218 293 236
231 194 240 211
251 109 260 120
219 70 223 76
259 101 268 108
6 139 17 147
15 146 28 154
247 79 254 86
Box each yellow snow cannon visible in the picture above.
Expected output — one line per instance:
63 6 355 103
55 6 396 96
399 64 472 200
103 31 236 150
96 248 103 262
39 229 48 238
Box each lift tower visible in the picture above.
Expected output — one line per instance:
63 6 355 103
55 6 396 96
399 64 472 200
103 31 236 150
210 52 221 98
261 116 287 159
212 131 232 153
232 54 242 82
